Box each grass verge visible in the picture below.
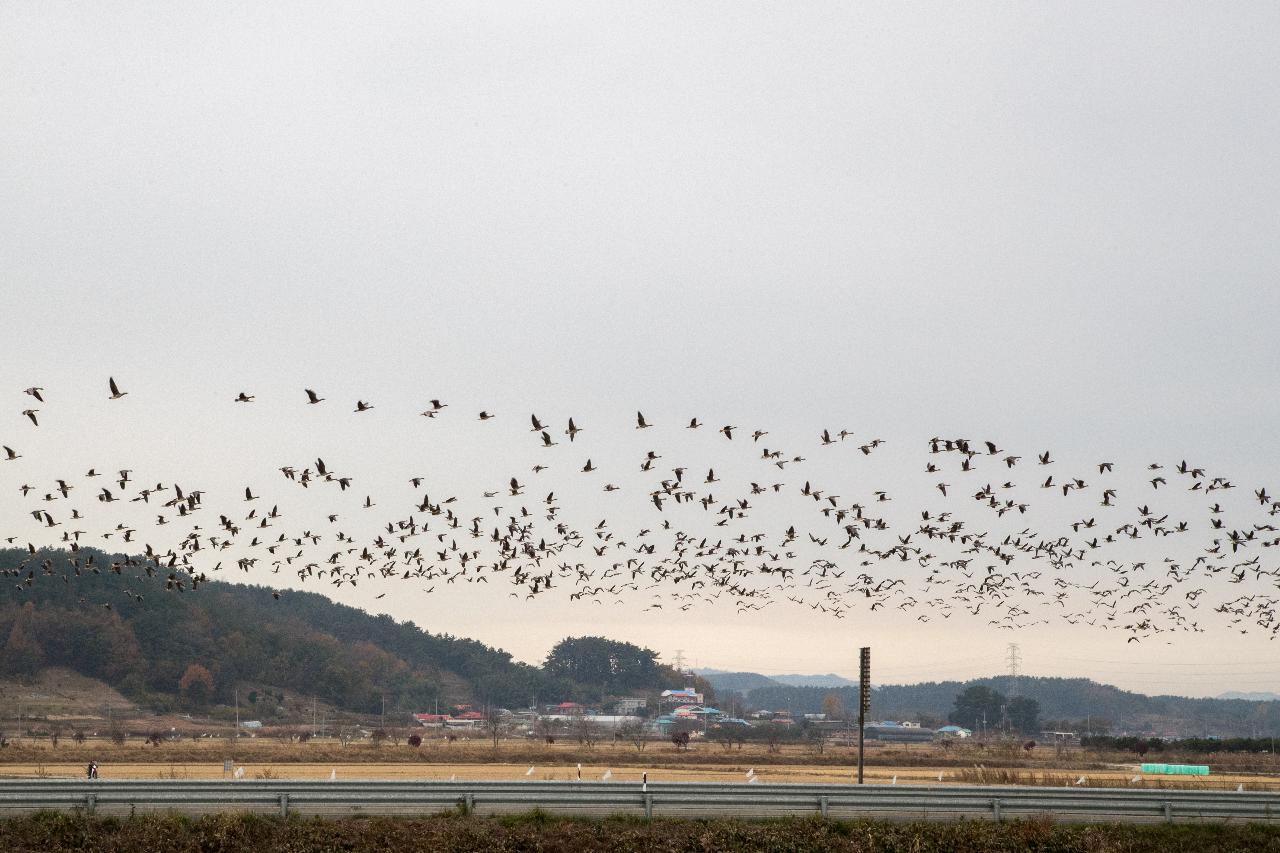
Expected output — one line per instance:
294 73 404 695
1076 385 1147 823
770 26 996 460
1 811 1279 853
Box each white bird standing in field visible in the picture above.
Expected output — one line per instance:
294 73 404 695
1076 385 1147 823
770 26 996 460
601 769 612 781
330 769 336 781
525 766 534 777
1075 776 1087 786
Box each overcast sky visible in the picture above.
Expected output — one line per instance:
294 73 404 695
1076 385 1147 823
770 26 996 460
4 2 1280 697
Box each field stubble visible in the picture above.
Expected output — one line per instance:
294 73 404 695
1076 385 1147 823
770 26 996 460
0 736 1277 790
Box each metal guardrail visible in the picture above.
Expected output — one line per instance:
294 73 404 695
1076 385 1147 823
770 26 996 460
0 780 1276 824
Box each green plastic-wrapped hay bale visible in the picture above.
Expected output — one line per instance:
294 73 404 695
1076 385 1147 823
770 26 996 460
1141 763 1209 776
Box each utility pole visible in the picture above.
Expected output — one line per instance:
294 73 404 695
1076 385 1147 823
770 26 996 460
858 646 870 784
235 689 240 739
312 697 317 738
380 692 386 733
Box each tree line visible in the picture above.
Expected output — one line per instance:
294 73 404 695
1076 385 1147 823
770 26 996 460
0 548 710 716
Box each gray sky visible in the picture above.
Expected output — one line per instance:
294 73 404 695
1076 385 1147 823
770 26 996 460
4 2 1280 697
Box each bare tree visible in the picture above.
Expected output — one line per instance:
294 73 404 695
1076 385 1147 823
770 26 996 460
334 714 359 746
805 725 829 755
618 720 650 753
573 716 601 749
711 726 738 753
754 722 786 754
485 708 508 749
535 716 563 744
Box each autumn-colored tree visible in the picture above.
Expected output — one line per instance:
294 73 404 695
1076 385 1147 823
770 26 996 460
178 664 215 707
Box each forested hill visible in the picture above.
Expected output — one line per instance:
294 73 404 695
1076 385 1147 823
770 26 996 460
0 548 706 715
742 676 1280 737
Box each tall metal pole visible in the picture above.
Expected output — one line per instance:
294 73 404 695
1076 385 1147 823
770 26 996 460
858 646 870 784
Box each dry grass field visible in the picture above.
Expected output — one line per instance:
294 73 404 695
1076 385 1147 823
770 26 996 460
1 737 1276 790
1 760 1277 790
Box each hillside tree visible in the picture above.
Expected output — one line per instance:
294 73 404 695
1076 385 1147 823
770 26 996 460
949 685 1005 732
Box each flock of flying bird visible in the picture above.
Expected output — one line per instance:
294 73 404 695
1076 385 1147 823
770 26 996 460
3 378 1280 644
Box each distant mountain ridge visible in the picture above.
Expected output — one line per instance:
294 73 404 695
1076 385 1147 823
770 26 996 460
701 667 1280 737
772 673 856 688
1217 691 1280 702
694 669 856 691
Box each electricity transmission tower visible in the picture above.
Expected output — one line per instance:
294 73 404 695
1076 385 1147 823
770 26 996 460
1006 643 1022 698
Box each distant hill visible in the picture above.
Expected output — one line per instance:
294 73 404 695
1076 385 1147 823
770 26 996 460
0 547 710 718
696 669 856 692
1218 691 1280 702
746 676 1280 737
694 669 783 693
772 673 856 688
